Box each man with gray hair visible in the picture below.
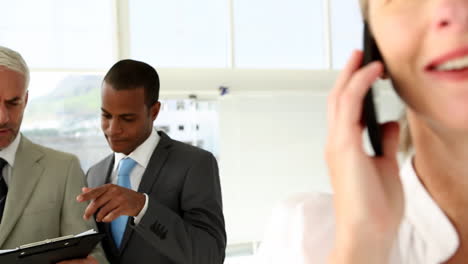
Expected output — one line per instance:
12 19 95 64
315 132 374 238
0 46 108 264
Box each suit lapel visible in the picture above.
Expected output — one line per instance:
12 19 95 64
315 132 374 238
88 155 114 188
119 131 173 252
90 155 121 256
0 136 45 247
137 131 172 194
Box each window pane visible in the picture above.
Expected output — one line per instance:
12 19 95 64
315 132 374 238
22 72 219 170
129 0 229 68
0 0 115 69
234 0 325 69
22 72 106 170
331 0 363 69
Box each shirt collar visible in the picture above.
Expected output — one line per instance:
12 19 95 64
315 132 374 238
0 133 21 167
400 155 459 262
113 129 160 171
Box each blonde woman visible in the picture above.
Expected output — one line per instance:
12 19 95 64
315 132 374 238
257 0 468 263
329 0 468 262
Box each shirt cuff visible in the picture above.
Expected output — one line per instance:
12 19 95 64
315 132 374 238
133 193 149 225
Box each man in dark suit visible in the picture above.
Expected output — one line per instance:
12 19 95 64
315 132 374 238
77 60 226 264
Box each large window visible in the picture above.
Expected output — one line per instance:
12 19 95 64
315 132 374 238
129 0 230 68
233 0 326 69
0 0 115 69
331 0 362 69
1 0 364 70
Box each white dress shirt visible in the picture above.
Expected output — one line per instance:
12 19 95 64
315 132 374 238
0 134 21 186
255 155 459 264
112 128 160 225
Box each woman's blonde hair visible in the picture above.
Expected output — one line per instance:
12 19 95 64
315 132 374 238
359 0 368 20
399 113 413 155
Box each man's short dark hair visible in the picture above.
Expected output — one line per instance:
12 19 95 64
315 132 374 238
103 59 160 107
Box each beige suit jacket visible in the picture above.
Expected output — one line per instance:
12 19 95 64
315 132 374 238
0 135 108 263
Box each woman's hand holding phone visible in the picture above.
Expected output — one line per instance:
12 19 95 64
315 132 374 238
325 51 404 263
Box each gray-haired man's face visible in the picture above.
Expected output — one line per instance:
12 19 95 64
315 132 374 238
0 67 27 149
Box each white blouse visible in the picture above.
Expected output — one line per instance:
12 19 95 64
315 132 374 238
255 156 459 264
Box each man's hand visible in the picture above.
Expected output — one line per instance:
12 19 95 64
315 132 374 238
57 255 97 264
77 184 146 222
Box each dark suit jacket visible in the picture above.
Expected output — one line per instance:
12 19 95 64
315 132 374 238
86 131 226 264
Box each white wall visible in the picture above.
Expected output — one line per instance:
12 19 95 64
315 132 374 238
158 69 404 244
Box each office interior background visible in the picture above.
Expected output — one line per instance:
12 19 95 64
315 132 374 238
1 0 405 263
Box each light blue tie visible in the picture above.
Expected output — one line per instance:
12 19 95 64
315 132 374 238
111 158 137 249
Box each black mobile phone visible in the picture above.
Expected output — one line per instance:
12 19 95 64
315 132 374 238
362 22 383 156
